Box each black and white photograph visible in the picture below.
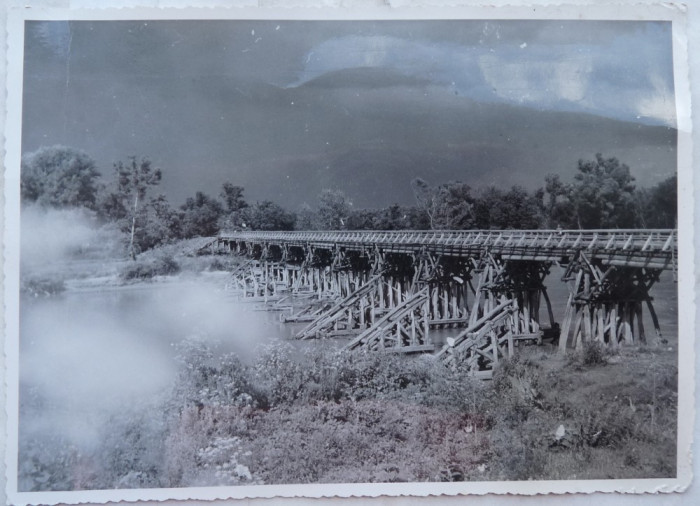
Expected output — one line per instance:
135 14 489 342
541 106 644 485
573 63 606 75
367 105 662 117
2 4 694 504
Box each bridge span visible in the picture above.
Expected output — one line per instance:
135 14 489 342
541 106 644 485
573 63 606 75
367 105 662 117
215 229 677 379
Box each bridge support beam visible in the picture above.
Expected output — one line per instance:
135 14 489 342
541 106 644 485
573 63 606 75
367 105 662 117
435 297 519 379
345 287 433 353
558 253 663 353
218 230 673 371
293 249 474 341
295 273 387 339
468 254 555 344
412 250 473 328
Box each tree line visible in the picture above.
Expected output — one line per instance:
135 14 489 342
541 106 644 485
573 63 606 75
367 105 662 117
20 146 677 258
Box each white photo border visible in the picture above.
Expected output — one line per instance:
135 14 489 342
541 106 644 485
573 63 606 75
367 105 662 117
3 3 694 505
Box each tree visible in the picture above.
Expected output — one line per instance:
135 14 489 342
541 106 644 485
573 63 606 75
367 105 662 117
295 203 317 230
570 154 638 229
21 145 101 209
544 173 575 228
472 185 544 230
373 204 414 230
105 157 162 259
180 191 224 238
411 178 439 229
317 189 351 230
148 194 182 244
244 201 296 231
411 179 476 230
435 182 476 230
638 174 677 229
218 183 248 231
496 186 544 229
346 209 380 230
403 206 431 229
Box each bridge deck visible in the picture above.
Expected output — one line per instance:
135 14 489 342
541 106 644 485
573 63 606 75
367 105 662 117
219 229 677 270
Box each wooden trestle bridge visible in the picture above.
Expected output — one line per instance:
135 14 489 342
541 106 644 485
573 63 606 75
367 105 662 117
213 229 677 379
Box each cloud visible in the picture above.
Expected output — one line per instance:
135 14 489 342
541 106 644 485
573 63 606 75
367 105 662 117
289 22 674 126
478 51 593 105
288 35 485 94
636 73 676 126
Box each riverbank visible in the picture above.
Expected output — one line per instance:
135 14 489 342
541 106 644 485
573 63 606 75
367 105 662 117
20 237 236 296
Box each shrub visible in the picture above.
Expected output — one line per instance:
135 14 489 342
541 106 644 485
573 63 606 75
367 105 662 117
94 408 168 489
170 337 254 409
246 399 489 484
20 275 65 297
120 254 180 280
582 341 607 366
162 405 259 487
492 355 544 410
18 435 79 491
331 350 438 403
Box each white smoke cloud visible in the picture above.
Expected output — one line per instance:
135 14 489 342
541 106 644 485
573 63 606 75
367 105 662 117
20 205 113 269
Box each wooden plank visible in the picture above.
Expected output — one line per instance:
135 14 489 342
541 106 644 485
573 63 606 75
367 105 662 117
635 302 646 344
296 273 384 339
345 288 429 351
644 298 663 342
609 305 618 348
385 344 436 354
597 304 606 343
558 269 582 353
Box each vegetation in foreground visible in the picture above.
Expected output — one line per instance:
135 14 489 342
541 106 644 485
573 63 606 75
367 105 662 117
19 339 677 490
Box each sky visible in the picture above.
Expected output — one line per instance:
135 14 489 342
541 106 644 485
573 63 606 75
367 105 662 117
21 19 677 209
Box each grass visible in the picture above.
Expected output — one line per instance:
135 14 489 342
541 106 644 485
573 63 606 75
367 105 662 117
156 340 678 486
484 344 678 481
21 236 243 291
120 254 181 280
20 274 66 297
19 318 678 490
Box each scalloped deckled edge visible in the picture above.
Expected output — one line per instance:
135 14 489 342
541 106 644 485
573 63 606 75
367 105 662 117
2 2 694 505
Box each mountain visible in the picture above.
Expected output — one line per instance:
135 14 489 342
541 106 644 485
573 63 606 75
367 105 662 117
199 70 676 210
22 66 677 211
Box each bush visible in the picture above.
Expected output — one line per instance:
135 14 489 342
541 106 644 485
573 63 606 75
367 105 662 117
564 341 609 370
246 399 488 484
492 355 544 409
163 405 259 487
582 341 607 366
18 435 80 491
94 408 168 489
20 275 65 297
170 337 254 409
20 332 677 489
120 254 180 280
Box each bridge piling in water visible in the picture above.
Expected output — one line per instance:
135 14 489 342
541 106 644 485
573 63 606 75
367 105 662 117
557 253 664 352
216 229 676 375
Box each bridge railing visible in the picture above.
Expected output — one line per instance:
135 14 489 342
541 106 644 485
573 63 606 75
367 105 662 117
220 229 675 250
218 229 677 269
